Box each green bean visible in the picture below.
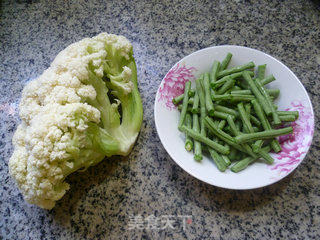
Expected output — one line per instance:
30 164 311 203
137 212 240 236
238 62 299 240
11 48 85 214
218 120 226 130
245 103 251 115
231 85 242 91
210 60 220 83
257 149 274 164
231 146 271 172
231 89 280 98
192 114 202 161
261 75 275 85
185 113 193 151
254 78 281 124
220 52 233 71
205 117 256 157
191 92 200 114
178 81 191 131
251 99 281 152
217 77 235 95
178 105 199 113
208 148 227 172
213 104 239 117
188 89 195 98
242 71 272 116
180 126 230 155
277 111 299 119
212 94 255 102
252 126 260 132
257 64 266 79
231 156 254 173
238 102 254 133
172 94 184 105
250 115 261 127
228 147 238 160
203 73 215 116
218 62 255 79
172 90 195 105
226 115 257 158
196 76 206 135
235 127 293 144
221 155 231 166
252 140 263 153
279 115 296 122
211 71 254 89
214 111 235 120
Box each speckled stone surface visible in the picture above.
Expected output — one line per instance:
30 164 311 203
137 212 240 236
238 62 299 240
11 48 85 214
1 0 320 239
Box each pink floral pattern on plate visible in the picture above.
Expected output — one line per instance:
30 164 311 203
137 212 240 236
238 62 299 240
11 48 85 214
158 62 196 110
270 100 314 175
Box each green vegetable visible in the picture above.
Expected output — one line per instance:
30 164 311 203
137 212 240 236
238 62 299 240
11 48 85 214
257 64 266 79
185 113 193 151
180 126 230 155
178 81 191 131
192 92 200 114
237 102 254 133
220 53 233 71
254 78 281 124
203 73 215 116
211 60 221 83
218 62 255 79
216 76 235 95
260 75 275 85
242 71 272 116
192 113 203 161
235 127 293 144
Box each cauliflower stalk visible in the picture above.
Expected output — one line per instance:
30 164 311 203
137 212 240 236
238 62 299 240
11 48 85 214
9 33 143 209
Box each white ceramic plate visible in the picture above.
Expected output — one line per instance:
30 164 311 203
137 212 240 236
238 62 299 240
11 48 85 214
154 45 314 190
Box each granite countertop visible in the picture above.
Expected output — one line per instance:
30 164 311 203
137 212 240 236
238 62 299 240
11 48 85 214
1 0 320 239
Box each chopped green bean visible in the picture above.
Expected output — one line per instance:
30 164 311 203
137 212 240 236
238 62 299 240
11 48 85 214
192 114 202 161
220 53 233 71
221 155 231 166
217 76 235 95
254 78 281 124
210 60 220 83
178 81 191 131
238 102 254 133
212 94 255 102
279 115 296 122
185 113 193 151
242 71 272 116
251 99 281 152
203 73 215 116
188 89 195 98
235 127 293 144
214 111 235 120
213 104 239 117
191 92 200 114
218 120 226 130
208 148 227 172
218 62 255 79
261 75 275 85
172 94 184 105
252 140 263 153
257 64 266 79
231 146 271 172
211 71 254 89
180 125 230 155
178 105 198 113
277 111 299 119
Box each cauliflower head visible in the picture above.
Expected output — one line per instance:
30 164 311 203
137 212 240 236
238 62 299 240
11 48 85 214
9 33 143 209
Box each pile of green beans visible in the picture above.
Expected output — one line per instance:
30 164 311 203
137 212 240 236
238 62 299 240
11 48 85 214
172 53 299 172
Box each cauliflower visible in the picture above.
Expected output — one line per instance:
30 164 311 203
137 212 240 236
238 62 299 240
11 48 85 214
9 33 143 209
